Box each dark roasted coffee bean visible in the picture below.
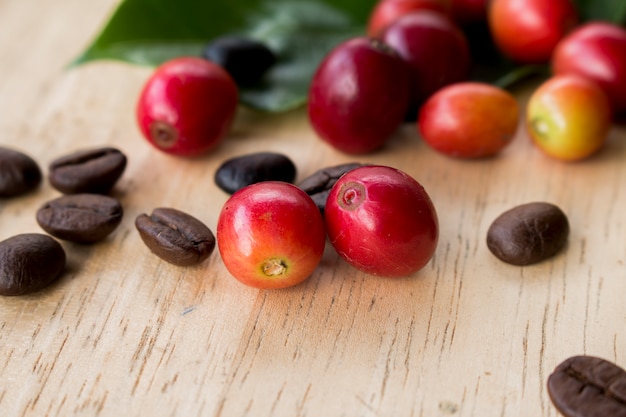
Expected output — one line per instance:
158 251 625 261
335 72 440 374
298 162 364 214
135 207 216 266
215 152 296 194
486 202 569 265
0 146 42 197
202 36 277 86
0 233 66 296
36 194 123 243
548 355 626 417
48 146 127 194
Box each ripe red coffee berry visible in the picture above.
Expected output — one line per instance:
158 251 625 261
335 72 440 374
552 22 626 117
136 56 238 157
325 165 439 277
381 10 470 110
308 37 411 154
367 0 451 38
488 0 578 64
217 182 326 289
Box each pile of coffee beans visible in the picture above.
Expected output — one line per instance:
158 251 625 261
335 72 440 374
0 145 128 296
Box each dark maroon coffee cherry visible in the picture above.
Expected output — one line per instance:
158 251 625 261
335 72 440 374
202 36 277 86
308 37 411 154
381 10 470 115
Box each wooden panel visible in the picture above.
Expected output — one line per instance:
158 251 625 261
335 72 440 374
1 0 625 416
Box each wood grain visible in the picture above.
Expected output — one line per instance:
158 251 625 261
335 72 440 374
1 0 625 416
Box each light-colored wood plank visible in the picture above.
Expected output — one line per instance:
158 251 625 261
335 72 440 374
1 0 625 416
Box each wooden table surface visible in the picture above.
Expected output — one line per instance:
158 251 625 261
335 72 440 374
1 0 625 416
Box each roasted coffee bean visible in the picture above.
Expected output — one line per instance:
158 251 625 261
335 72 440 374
215 152 296 194
298 162 364 214
202 36 276 86
49 146 127 194
36 194 123 243
548 355 626 417
486 202 569 265
135 207 216 266
0 146 42 197
0 233 66 296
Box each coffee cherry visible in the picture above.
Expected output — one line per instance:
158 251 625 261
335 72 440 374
418 82 519 158
325 165 439 277
136 56 238 157
381 10 470 111
217 182 326 289
308 37 411 154
552 22 626 117
367 0 451 38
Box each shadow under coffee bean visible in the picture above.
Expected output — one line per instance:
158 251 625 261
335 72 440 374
0 233 66 296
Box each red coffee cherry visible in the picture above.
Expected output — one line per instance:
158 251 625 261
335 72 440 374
136 56 238 157
367 0 451 38
325 165 439 277
217 182 326 289
381 10 471 111
552 22 626 117
308 37 411 154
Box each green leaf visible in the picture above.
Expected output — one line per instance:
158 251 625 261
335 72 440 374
234 2 366 112
74 0 626 113
73 0 377 112
573 0 626 24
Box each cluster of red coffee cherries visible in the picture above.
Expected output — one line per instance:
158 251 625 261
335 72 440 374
310 0 626 161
